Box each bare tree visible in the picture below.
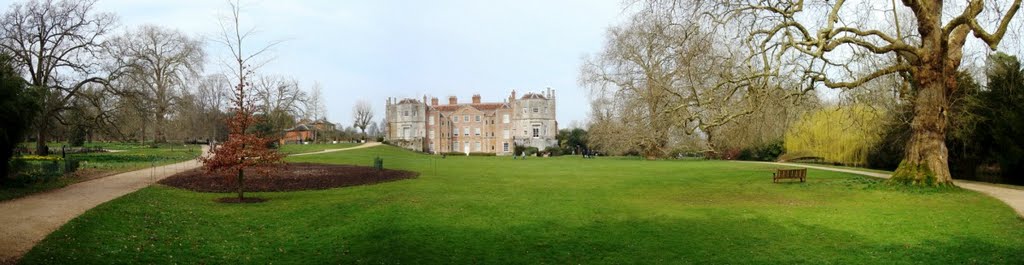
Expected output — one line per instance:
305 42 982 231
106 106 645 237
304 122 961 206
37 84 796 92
582 8 777 159
108 25 205 143
304 81 326 121
195 74 230 140
0 0 117 154
352 100 374 139
253 74 305 133
714 0 1022 186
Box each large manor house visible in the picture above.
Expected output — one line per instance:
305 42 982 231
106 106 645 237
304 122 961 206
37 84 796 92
385 89 557 155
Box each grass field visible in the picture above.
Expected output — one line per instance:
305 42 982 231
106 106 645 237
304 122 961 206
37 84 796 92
0 142 201 201
20 145 1024 264
277 142 361 155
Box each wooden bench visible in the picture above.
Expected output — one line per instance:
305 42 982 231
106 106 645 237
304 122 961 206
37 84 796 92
773 168 806 183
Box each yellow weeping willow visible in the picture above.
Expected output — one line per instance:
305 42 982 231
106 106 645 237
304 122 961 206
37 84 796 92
784 105 886 166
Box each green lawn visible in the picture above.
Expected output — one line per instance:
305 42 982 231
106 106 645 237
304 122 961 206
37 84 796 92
0 142 201 201
21 145 1024 264
277 142 361 155
66 142 202 172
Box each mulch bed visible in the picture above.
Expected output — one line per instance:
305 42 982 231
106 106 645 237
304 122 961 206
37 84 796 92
159 163 418 193
215 197 267 203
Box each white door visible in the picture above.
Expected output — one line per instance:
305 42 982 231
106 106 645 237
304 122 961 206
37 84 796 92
464 143 470 154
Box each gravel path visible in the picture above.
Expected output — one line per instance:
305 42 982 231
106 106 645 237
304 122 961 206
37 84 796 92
288 142 382 156
0 143 383 262
760 162 1024 218
0 146 208 263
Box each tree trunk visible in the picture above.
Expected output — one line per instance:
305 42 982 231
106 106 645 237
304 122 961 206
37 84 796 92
35 125 48 156
890 74 954 186
237 168 244 200
155 111 166 143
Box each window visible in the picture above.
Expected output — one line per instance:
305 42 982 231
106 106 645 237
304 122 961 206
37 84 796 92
522 108 527 113
532 128 540 138
429 130 435 139
453 141 459 150
403 111 409 116
503 142 509 152
474 142 481 152
544 107 548 114
464 127 469 136
429 116 435 125
474 128 481 136
475 115 481 122
453 128 459 136
463 115 469 122
533 107 539 113
503 129 509 139
503 114 509 123
413 111 417 116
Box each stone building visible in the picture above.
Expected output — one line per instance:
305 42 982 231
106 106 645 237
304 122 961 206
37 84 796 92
385 89 557 155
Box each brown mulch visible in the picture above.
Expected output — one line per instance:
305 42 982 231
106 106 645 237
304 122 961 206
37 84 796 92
159 163 418 193
215 197 267 203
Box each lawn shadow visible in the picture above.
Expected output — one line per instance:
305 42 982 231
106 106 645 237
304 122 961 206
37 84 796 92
323 213 1023 264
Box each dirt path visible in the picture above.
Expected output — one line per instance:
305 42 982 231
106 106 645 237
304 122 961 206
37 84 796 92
288 142 382 157
760 162 1024 218
0 146 209 263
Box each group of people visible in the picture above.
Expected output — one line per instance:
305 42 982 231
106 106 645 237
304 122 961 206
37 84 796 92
581 149 597 159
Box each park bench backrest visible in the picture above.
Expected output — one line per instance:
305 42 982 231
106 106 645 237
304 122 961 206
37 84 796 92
777 169 806 178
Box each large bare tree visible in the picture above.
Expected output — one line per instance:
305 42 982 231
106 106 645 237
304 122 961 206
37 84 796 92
352 100 374 139
718 0 1022 186
0 0 117 154
108 25 205 143
253 74 305 133
582 8 779 158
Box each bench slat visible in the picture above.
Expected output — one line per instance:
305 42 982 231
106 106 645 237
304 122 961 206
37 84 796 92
773 168 806 183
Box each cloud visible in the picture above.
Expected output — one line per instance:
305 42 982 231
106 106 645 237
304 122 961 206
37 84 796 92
89 0 630 127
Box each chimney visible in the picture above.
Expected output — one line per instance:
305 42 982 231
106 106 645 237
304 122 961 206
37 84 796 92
448 96 458 105
472 94 481 104
510 90 517 102
431 97 439 106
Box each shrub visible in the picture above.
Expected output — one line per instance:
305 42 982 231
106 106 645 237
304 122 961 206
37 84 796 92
524 147 539 156
544 147 562 156
64 158 80 173
513 144 526 155
737 140 785 161
468 152 496 156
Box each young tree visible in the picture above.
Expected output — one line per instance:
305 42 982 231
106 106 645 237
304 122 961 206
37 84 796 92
352 100 374 139
720 0 1022 186
107 25 205 143
0 0 117 155
200 0 284 201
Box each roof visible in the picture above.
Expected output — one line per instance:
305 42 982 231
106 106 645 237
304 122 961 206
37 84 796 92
397 98 420 104
520 93 546 99
285 124 311 132
431 103 509 112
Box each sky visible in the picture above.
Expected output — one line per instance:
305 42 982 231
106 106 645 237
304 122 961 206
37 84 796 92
80 0 634 129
